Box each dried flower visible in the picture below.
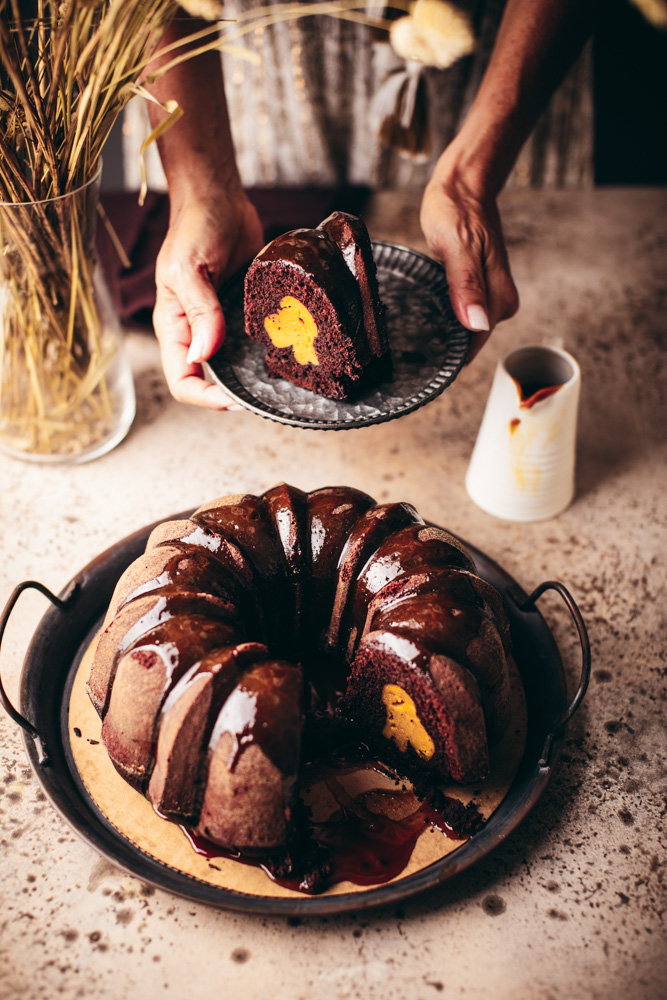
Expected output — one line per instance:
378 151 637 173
628 0 667 27
178 0 226 17
389 0 474 69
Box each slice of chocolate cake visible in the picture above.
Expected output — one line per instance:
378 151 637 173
244 213 390 400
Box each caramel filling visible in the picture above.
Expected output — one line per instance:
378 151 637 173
264 296 319 366
382 684 435 759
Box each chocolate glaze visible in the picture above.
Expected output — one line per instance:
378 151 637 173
148 519 256 591
194 495 292 653
112 545 244 619
262 483 310 648
319 211 390 364
178 760 483 895
208 659 302 778
347 524 476 652
102 615 242 791
117 588 240 661
147 644 261 822
254 227 346 278
87 587 241 719
326 502 424 653
362 563 512 655
370 594 489 678
306 486 375 647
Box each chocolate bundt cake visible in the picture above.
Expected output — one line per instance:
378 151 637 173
244 212 391 400
88 484 511 854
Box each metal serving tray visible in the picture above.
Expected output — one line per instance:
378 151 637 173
0 515 589 916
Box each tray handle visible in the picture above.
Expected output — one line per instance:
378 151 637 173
506 579 591 769
0 580 78 765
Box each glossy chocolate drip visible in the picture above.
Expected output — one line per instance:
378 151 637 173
319 211 390 363
194 496 292 652
194 498 284 582
371 592 487 663
119 588 239 657
255 227 344 278
362 564 512 655
262 483 310 648
115 545 243 617
178 761 481 895
348 525 476 652
337 503 424 581
208 660 302 778
263 483 309 572
147 519 256 591
148 642 268 822
306 486 375 647
327 502 424 653
87 587 240 719
102 614 243 791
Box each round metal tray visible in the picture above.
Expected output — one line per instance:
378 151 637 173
0 515 589 917
205 242 472 429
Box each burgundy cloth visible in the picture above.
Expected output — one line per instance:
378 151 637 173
95 187 371 328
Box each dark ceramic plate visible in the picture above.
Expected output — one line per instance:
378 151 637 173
205 242 472 429
0 515 589 917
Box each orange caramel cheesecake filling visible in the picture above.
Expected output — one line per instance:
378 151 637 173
382 683 435 759
264 296 319 366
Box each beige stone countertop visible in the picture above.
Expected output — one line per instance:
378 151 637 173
0 188 665 1000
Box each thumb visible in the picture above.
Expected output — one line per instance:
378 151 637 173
435 235 491 363
179 266 226 364
438 237 490 338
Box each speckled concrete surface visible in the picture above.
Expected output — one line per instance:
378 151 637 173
0 189 665 1000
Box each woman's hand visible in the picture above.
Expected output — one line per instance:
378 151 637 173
419 0 598 363
153 193 264 409
421 163 519 363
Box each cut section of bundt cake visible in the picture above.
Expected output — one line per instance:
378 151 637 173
88 483 512 856
147 641 266 824
244 212 390 400
87 589 240 719
101 614 242 791
344 629 491 784
195 658 303 852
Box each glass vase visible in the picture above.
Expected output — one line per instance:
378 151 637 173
0 171 135 463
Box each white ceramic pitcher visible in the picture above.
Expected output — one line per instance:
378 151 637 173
465 344 581 522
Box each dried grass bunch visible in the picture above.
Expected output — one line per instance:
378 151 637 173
0 0 190 457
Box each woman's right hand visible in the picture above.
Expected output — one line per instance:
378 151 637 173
152 192 265 409
421 157 519 363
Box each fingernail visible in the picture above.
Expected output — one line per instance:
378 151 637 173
466 305 490 332
187 336 203 364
